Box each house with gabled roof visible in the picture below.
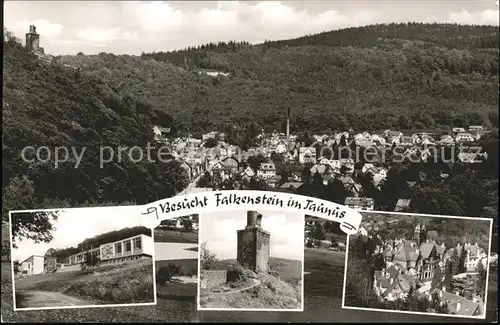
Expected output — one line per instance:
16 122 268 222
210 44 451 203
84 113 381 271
437 135 455 146
394 198 411 212
373 267 417 302
463 242 488 272
299 147 316 164
431 288 482 317
257 161 276 180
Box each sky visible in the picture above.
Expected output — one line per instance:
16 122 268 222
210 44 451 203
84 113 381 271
199 210 304 261
11 206 143 263
3 1 499 55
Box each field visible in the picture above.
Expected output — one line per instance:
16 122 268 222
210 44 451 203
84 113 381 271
154 229 198 244
14 259 155 308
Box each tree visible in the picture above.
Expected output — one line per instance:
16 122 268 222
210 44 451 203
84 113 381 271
10 211 59 249
45 248 56 257
311 223 326 241
157 263 181 285
204 137 218 148
13 260 20 275
443 260 453 291
182 217 194 232
476 261 486 298
200 242 218 270
431 264 443 289
450 253 460 275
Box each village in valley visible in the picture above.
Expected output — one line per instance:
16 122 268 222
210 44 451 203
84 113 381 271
152 115 492 214
344 213 494 317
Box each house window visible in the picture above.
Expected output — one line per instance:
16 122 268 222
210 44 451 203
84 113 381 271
134 237 142 250
125 240 132 252
115 243 122 254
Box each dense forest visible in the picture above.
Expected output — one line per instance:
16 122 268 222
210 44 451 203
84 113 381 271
2 23 499 218
58 23 499 136
2 29 190 216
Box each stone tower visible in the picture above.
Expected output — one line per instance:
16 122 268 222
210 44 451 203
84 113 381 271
237 211 271 273
26 25 42 53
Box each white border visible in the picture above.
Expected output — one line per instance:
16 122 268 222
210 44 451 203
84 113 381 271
340 209 494 320
196 211 305 312
8 208 158 312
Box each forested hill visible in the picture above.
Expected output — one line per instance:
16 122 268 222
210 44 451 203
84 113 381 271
57 23 499 136
2 31 190 215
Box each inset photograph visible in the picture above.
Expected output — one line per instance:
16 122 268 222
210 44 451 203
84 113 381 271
9 207 156 311
342 212 493 319
154 215 199 300
198 210 304 311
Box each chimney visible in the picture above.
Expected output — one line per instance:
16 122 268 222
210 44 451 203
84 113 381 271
286 107 290 143
441 242 445 247
390 278 394 284
440 290 443 298
456 302 461 312
442 286 446 292
428 294 432 302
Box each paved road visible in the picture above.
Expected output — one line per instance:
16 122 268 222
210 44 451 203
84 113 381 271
154 242 198 261
16 290 91 308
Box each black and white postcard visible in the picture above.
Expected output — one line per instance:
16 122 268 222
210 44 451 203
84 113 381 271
9 207 156 311
2 0 499 322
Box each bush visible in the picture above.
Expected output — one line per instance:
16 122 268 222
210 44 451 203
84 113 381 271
187 267 198 277
156 263 181 285
226 264 248 286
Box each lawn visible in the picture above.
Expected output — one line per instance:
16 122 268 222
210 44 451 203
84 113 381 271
211 257 302 284
1 262 197 323
14 259 155 306
154 229 198 244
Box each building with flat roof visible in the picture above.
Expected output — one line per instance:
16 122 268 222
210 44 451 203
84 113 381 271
68 233 154 266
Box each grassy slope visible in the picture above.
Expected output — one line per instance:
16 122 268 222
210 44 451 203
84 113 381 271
153 229 198 244
15 260 154 305
2 261 197 323
212 257 302 283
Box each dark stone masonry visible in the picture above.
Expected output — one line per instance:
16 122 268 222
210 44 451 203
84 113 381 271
237 211 271 273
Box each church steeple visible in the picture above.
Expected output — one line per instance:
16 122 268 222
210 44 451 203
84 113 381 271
414 222 422 246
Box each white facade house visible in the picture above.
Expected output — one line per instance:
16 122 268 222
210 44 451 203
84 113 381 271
20 255 45 276
257 162 276 179
299 147 316 164
99 234 154 264
455 133 475 143
68 234 154 266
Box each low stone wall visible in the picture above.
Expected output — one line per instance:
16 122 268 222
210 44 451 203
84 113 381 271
201 270 227 290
